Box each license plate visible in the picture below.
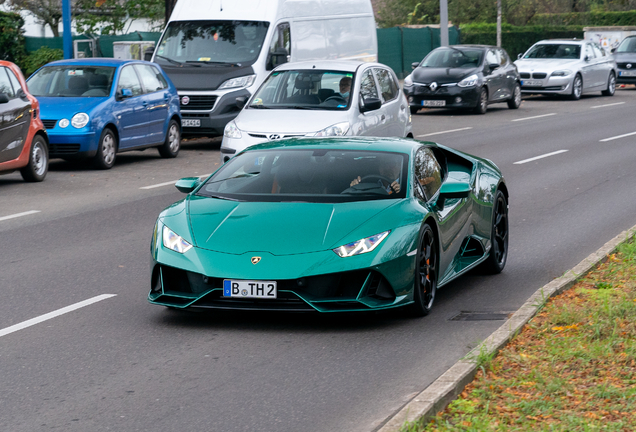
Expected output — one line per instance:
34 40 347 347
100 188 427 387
422 100 445 107
223 279 277 299
183 119 201 127
521 80 542 87
619 70 636 77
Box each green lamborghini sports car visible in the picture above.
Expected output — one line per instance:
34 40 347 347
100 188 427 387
149 137 509 316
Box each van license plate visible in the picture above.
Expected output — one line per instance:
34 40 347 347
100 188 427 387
223 280 277 299
183 119 201 127
422 100 445 107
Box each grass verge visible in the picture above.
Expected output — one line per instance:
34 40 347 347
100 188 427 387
402 235 636 432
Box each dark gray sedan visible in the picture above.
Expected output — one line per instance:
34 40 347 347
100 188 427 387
613 35 636 85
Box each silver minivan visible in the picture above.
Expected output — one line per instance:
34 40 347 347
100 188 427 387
220 60 413 162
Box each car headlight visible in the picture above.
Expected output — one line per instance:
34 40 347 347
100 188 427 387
404 74 413 87
333 231 390 258
59 118 70 128
162 225 193 253
458 74 479 87
71 113 89 128
219 74 256 90
224 120 242 139
308 122 350 137
551 70 572 77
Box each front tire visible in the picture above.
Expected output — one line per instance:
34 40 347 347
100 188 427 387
158 119 180 158
20 135 48 182
507 83 521 109
93 128 117 170
601 72 616 96
480 190 509 274
473 88 488 114
570 74 582 100
410 223 438 317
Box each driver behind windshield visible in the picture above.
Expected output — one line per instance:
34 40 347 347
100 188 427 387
338 77 352 100
350 155 402 195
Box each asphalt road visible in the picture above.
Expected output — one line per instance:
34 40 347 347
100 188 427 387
1 88 636 432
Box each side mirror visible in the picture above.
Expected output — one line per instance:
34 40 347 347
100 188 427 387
116 88 133 100
267 47 289 71
611 47 616 54
17 88 28 100
144 47 155 62
411 62 419 70
489 63 500 70
584 55 590 62
235 96 248 109
360 97 382 113
175 177 202 193
517 53 523 60
0 93 9 104
435 181 470 211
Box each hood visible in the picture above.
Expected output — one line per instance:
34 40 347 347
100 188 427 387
613 52 636 62
514 58 580 72
158 63 255 91
37 96 108 118
235 109 349 134
184 196 399 255
412 66 480 84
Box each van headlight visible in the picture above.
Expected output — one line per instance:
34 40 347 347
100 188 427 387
71 113 89 128
162 226 192 254
458 74 478 87
333 231 390 257
219 75 256 90
224 120 242 139
308 122 350 137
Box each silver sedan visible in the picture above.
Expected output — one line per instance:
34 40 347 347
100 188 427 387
514 39 617 100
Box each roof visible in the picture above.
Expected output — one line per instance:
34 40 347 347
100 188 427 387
274 60 369 73
242 136 428 155
44 58 144 67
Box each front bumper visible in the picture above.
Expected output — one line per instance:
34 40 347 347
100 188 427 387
220 134 268 163
180 88 251 137
617 68 636 84
519 74 573 95
45 128 98 159
403 83 481 109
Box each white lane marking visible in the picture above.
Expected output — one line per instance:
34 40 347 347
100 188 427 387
0 294 117 339
0 210 41 222
511 113 557 122
600 131 636 142
416 127 473 137
140 173 212 190
513 150 568 165
591 102 625 109
407 250 417 257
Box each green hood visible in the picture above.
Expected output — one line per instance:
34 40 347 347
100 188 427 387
186 195 399 255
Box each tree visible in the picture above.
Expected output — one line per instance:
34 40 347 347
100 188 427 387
8 0 63 36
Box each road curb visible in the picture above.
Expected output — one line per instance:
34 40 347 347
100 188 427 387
378 223 636 432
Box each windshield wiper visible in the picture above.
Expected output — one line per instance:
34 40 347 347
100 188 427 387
186 60 242 67
249 105 271 109
284 105 323 110
204 173 258 185
155 55 184 66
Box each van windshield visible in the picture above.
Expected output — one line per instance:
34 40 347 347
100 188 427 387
249 70 355 111
155 20 269 66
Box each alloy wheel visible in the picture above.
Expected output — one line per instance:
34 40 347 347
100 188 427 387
491 194 508 266
32 142 47 176
102 133 115 166
418 227 437 310
168 124 179 153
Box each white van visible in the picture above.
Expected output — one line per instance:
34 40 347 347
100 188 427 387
149 0 378 138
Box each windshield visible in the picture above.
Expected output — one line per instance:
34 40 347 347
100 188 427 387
419 48 482 68
198 148 408 203
617 37 636 53
523 44 581 59
155 20 269 65
249 70 355 110
28 66 115 97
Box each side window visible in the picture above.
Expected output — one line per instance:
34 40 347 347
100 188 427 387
359 69 378 100
497 49 508 66
268 22 290 69
592 44 604 58
585 44 596 59
485 49 498 66
0 68 16 98
117 66 143 97
7 69 23 94
374 68 398 102
136 65 166 93
414 147 443 201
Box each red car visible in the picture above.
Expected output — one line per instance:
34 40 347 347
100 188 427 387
0 61 49 182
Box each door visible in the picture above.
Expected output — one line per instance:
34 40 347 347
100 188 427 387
581 43 598 91
592 43 612 88
113 65 148 149
373 67 404 137
484 49 505 102
355 68 385 137
0 67 31 164
497 48 516 100
136 64 170 144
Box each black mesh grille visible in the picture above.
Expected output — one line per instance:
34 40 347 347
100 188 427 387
49 143 80 155
181 95 217 110
532 73 547 79
520 72 530 79
42 119 57 129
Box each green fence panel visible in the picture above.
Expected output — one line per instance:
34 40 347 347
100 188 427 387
402 27 432 76
377 27 403 78
25 32 162 57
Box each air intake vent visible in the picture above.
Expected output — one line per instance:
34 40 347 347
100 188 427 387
42 119 57 129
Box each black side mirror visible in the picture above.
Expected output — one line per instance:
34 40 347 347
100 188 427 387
267 47 289 71
0 93 9 104
489 63 500 70
16 88 28 100
611 48 616 54
584 55 590 61
235 96 248 109
411 62 419 70
360 97 382 113
144 47 155 62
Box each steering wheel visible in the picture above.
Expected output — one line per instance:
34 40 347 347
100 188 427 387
324 95 347 103
359 174 393 185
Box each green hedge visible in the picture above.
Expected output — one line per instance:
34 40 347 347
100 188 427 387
530 11 636 27
0 11 26 63
460 24 584 59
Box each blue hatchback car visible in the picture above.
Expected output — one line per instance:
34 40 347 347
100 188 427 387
27 58 181 169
